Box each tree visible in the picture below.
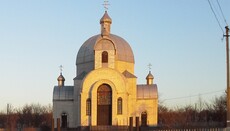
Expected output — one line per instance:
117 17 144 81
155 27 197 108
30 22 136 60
0 103 52 130
158 93 226 128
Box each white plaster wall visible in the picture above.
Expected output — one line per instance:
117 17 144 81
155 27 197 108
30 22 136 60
53 101 75 128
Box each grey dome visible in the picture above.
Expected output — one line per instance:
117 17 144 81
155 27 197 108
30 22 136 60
76 34 134 65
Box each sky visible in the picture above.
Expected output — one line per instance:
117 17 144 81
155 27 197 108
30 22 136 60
0 0 229 111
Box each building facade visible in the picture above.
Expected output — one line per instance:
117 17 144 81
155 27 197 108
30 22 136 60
53 11 158 128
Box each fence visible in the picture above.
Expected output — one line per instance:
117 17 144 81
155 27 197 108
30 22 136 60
0 128 40 131
140 127 226 131
61 126 129 131
90 126 129 131
0 127 227 131
59 127 227 131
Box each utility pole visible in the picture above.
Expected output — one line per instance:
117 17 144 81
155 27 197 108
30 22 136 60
7 103 9 130
225 26 230 128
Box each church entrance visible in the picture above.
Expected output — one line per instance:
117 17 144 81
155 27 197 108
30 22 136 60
141 112 147 126
97 84 112 125
61 113 67 128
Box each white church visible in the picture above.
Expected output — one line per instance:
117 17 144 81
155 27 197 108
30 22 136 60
53 11 158 128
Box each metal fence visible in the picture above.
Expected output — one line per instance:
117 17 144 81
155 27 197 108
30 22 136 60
64 126 129 131
140 127 226 131
0 128 41 131
0 127 226 131
90 126 129 131
60 127 226 131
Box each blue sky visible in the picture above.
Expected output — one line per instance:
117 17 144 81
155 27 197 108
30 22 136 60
0 0 229 111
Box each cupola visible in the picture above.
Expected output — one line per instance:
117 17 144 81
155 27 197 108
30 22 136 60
100 11 112 36
57 73 65 87
146 71 154 85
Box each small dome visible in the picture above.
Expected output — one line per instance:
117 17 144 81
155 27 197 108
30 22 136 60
146 71 154 79
146 71 154 85
100 11 112 24
57 73 65 81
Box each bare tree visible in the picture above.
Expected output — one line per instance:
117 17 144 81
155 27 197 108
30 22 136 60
158 93 226 128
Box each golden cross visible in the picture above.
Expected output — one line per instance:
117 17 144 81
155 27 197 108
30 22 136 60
103 0 110 11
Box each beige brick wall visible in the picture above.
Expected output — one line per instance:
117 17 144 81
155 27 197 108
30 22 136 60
78 67 158 126
136 99 158 126
80 68 132 126
95 50 115 69
115 61 134 74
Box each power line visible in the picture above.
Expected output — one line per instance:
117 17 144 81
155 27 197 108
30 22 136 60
211 0 222 23
207 0 224 34
163 89 225 101
216 0 229 26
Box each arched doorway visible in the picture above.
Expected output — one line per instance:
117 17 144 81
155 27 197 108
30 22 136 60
97 84 112 125
141 112 147 126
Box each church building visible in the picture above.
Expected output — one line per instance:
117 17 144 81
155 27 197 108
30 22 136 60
53 11 158 128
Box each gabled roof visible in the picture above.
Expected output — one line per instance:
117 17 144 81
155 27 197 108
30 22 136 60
122 70 137 78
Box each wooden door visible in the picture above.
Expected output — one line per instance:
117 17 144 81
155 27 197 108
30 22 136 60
61 113 67 128
141 112 147 126
97 84 112 125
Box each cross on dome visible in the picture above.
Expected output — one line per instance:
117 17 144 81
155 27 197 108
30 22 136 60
59 65 63 74
148 63 152 72
102 0 110 11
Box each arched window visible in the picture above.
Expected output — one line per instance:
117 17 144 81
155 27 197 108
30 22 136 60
117 97 122 115
102 51 108 63
86 98 91 116
61 113 67 128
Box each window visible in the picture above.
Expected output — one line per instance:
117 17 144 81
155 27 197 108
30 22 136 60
117 97 122 114
86 98 91 116
102 51 108 63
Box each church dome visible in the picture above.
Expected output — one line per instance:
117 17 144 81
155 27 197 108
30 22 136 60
146 71 154 79
146 71 154 85
57 73 65 81
76 34 134 65
57 73 65 87
76 12 134 65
